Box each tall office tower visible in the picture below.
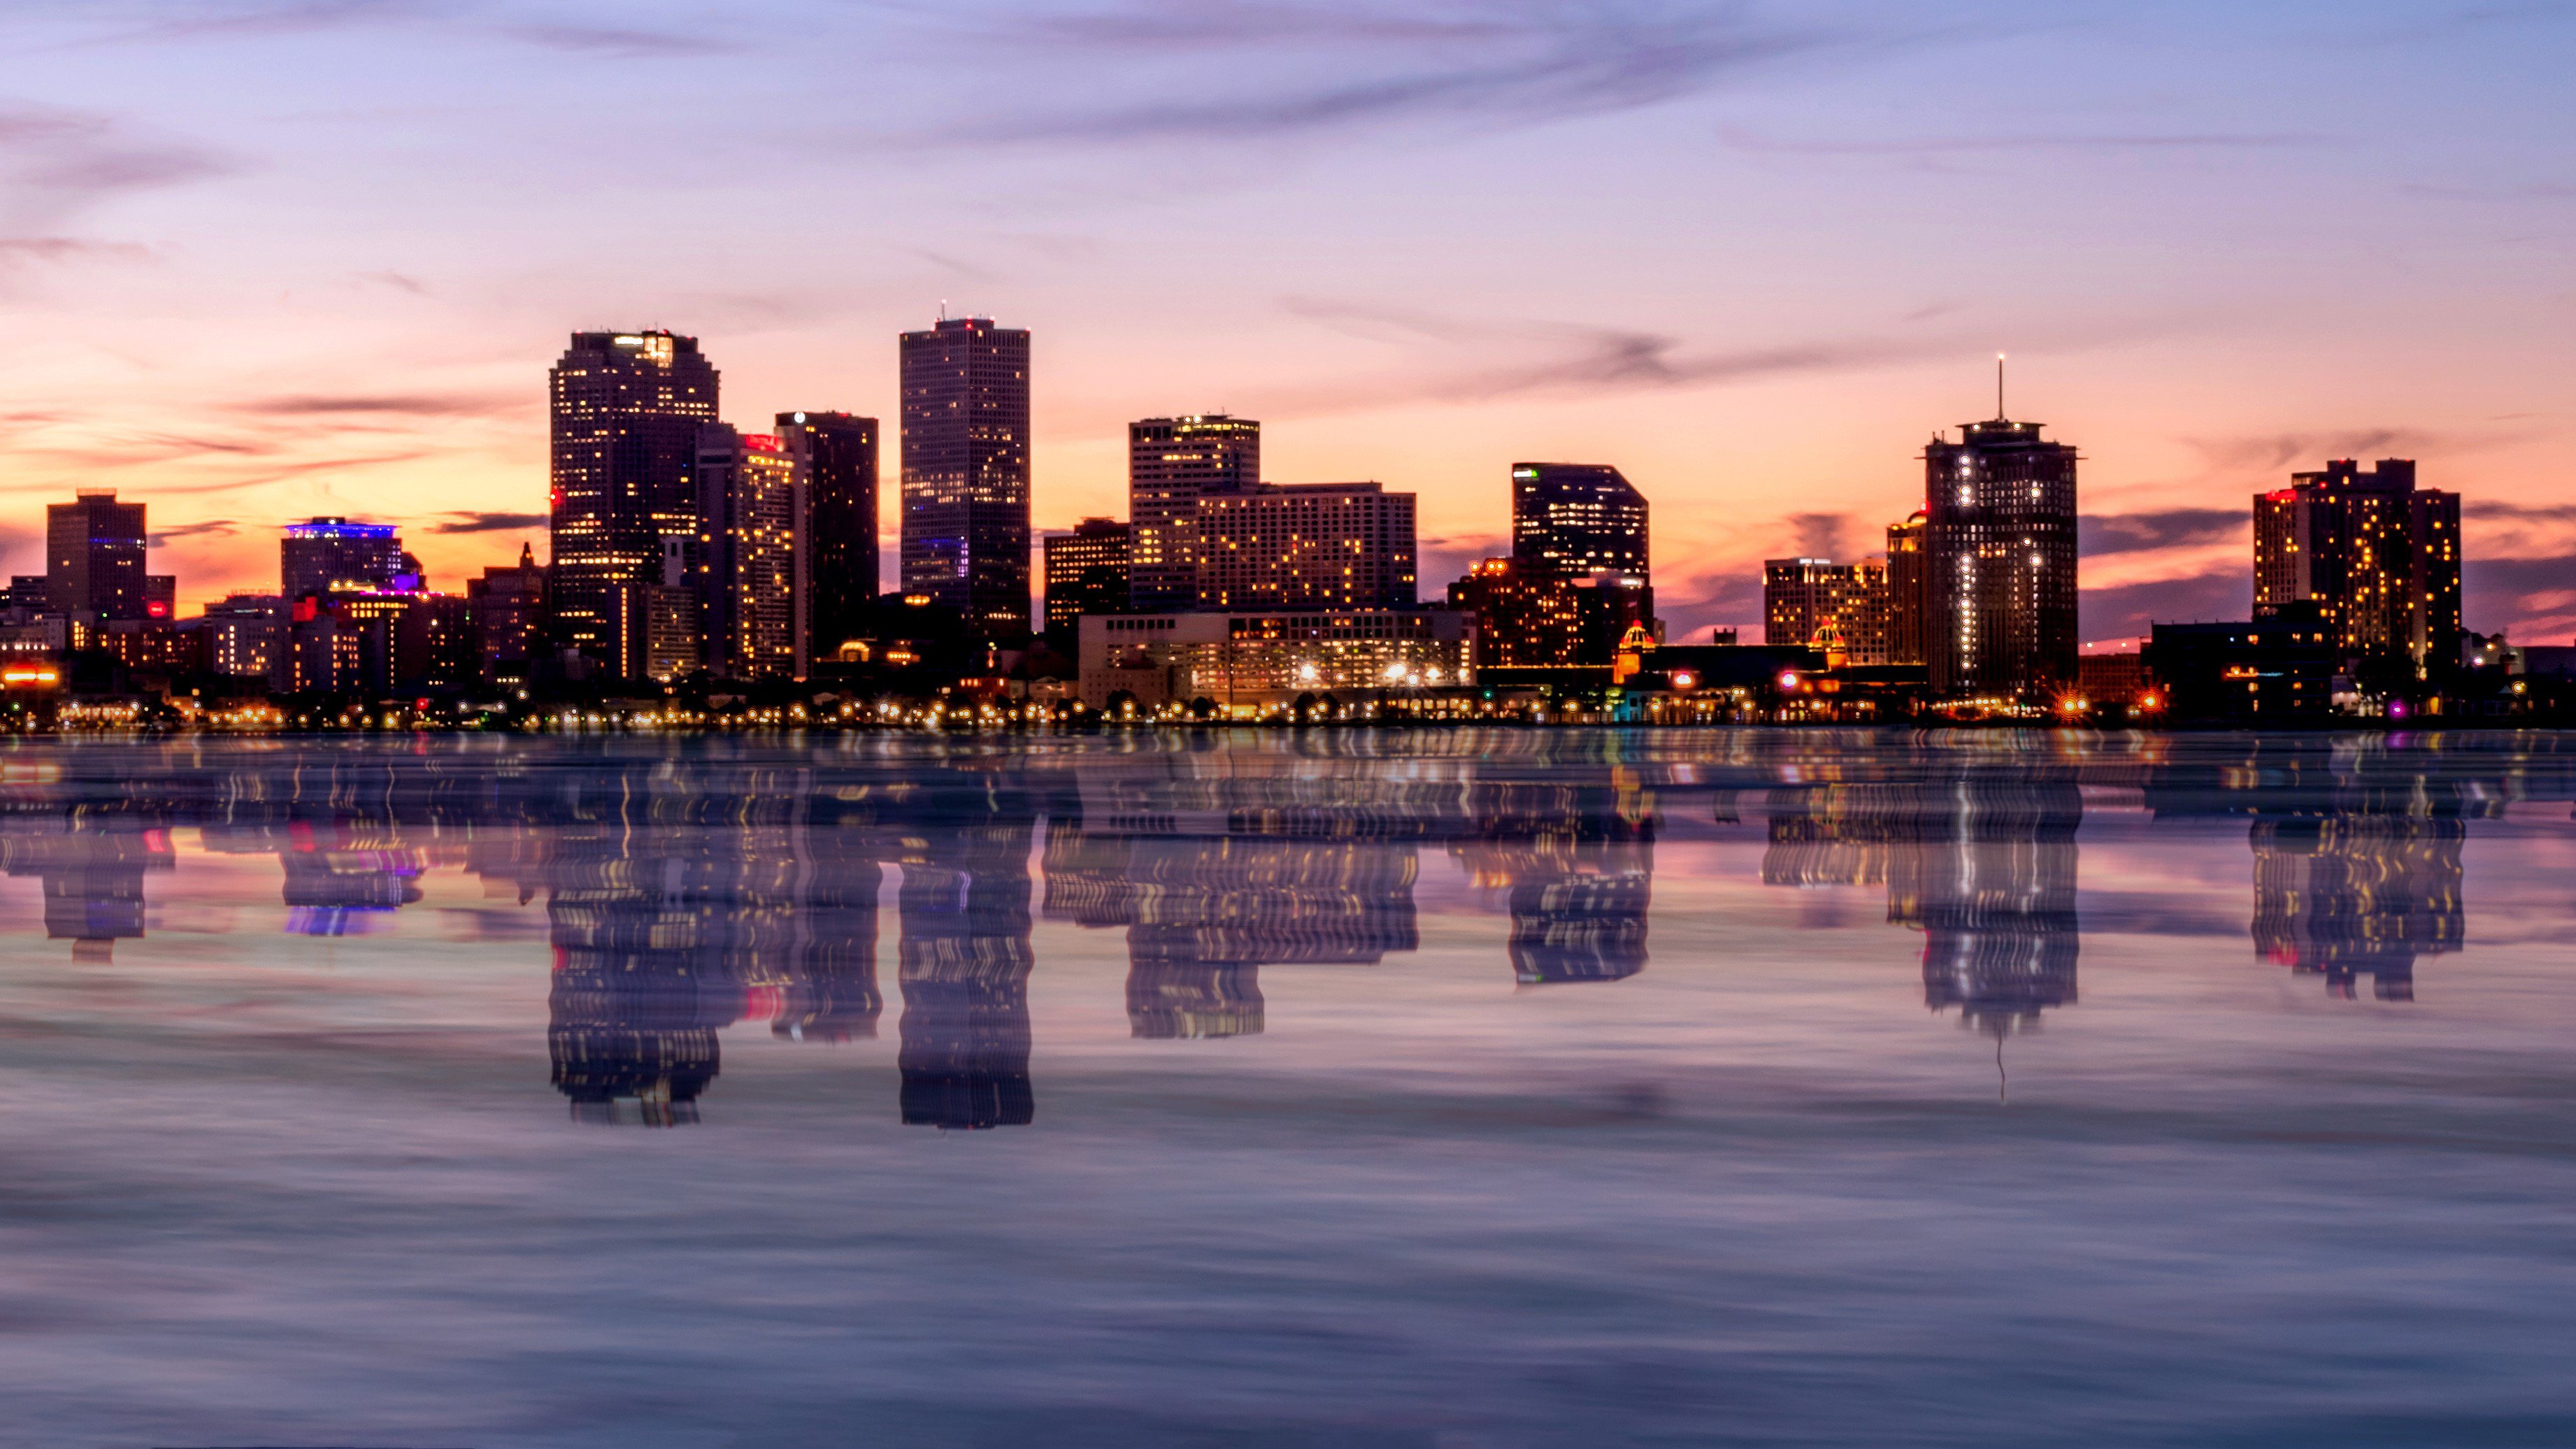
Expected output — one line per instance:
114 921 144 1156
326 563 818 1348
1042 517 1130 646
1129 414 1260 611
1763 557 1891 664
899 315 1031 636
2254 458 2461 679
1924 418 2079 702
549 329 720 679
1194 482 1417 610
776 410 878 656
692 424 806 681
1884 511 1929 666
1511 463 1650 578
46 491 147 621
281 518 404 602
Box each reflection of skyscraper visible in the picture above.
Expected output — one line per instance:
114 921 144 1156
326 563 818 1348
1 822 175 962
2251 818 2463 1001
1760 777 2080 1034
897 820 1036 1129
1044 818 1420 1037
1454 790 1652 987
1894 780 2082 1034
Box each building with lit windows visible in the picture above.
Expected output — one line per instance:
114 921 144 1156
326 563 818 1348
1078 608 1473 712
1129 415 1260 611
2254 458 2461 680
205 594 285 678
692 424 806 680
282 518 407 602
899 315 1030 636
47 491 148 623
1511 463 1649 579
548 330 721 680
1194 482 1416 611
1043 517 1130 646
777 411 877 657
1924 417 2079 703
1449 557 1582 666
1763 557 1892 665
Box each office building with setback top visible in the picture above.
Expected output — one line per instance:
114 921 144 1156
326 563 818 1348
1043 518 1131 647
1512 463 1649 579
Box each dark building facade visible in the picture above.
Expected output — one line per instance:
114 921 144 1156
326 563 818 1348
2254 458 2461 683
1449 557 1582 667
1924 419 2078 703
468 545 546 685
1129 415 1260 611
47 492 148 622
1884 511 1929 667
1512 463 1649 578
778 410 878 657
2145 601 2337 723
548 330 721 680
899 315 1031 636
1042 517 1129 646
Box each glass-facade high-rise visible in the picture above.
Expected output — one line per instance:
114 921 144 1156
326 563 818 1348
1924 418 2078 704
1510 463 1649 579
548 330 720 680
777 411 878 658
900 316 1030 636
1129 415 1260 611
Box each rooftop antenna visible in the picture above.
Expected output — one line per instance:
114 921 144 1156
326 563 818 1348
1995 352 2007 422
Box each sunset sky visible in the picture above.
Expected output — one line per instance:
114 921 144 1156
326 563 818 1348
1 0 2570 645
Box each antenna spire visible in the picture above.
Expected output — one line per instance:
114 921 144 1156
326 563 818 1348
1996 352 2007 421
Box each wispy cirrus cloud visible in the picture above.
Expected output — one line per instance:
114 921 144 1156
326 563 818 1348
1269 294 1949 413
505 24 740 59
0 235 152 266
59 0 433 46
229 391 517 419
0 104 236 227
427 509 546 534
147 518 238 545
2077 508 2242 558
936 0 1847 145
1722 127 2331 157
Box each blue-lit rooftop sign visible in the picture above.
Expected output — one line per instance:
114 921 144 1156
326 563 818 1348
285 521 396 540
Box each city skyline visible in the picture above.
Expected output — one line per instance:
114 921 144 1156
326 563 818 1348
0 3 2568 649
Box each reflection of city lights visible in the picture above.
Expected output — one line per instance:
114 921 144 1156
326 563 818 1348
1777 671 1799 691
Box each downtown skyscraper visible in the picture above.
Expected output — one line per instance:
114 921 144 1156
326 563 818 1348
1511 463 1650 579
1129 415 1260 611
900 315 1030 636
45 492 150 622
1924 417 2078 703
548 330 720 679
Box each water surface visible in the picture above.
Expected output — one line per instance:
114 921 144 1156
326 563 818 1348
3 729 2573 1446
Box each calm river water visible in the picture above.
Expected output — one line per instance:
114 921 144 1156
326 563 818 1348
3 729 2573 1446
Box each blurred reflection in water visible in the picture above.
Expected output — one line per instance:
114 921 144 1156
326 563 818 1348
3 732 2576 1444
